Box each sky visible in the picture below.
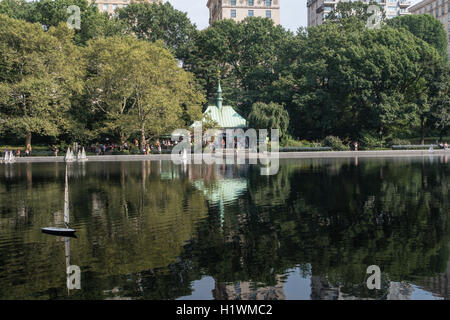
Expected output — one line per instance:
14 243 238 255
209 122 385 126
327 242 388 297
166 0 308 32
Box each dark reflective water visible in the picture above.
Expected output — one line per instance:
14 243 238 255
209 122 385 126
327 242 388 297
0 156 449 300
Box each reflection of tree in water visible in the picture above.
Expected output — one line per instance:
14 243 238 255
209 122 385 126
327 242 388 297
180 157 449 299
0 158 448 299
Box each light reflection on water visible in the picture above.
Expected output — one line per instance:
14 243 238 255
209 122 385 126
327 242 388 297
0 156 449 300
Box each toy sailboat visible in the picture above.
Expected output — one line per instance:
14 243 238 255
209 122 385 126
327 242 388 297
42 166 76 237
64 148 75 163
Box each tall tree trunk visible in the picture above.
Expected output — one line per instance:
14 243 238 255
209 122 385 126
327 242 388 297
140 124 146 150
420 115 425 145
120 131 126 146
25 132 31 149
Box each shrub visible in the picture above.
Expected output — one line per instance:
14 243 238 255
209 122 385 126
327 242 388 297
112 150 130 155
392 144 438 150
359 132 383 149
322 136 349 151
280 147 332 152
389 138 411 146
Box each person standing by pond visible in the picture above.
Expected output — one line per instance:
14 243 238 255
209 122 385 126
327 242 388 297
53 146 58 157
25 144 32 156
156 140 161 154
353 141 359 151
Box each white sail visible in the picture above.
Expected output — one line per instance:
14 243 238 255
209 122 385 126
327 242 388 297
77 147 87 162
65 147 75 162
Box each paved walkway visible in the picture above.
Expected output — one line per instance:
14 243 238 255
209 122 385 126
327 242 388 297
4 149 448 163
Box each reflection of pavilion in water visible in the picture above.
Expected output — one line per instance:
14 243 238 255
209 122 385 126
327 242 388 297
189 163 250 226
213 277 286 300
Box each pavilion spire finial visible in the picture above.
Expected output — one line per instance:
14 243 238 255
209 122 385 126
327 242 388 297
217 71 223 110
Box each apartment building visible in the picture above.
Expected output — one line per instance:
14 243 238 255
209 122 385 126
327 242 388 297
93 0 161 15
409 0 450 57
207 0 281 25
307 0 411 27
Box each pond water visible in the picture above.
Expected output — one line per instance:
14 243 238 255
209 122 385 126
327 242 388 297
0 156 449 300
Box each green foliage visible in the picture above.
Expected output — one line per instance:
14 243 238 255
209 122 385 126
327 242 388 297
275 19 447 141
117 2 197 60
322 136 349 151
248 102 289 137
392 144 438 150
387 14 448 59
388 138 411 146
0 3 448 149
0 0 125 45
184 17 294 116
84 36 204 148
0 15 84 146
359 130 384 149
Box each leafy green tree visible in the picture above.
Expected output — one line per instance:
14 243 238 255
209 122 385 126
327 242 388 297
0 0 32 20
84 36 144 145
0 15 84 148
429 66 450 141
387 14 448 59
0 0 125 45
275 19 445 140
184 17 293 117
248 102 289 138
117 2 197 61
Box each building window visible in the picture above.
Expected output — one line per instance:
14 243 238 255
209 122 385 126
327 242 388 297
248 0 254 6
123 4 128 8
248 10 254 17
103 4 108 11
231 9 236 18
113 4 118 10
266 0 272 6
231 0 236 5
266 10 271 18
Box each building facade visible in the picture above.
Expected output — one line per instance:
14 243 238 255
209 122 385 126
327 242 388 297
207 0 281 25
409 0 450 57
307 0 411 27
92 0 161 15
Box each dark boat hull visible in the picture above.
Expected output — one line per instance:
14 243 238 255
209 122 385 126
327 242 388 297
41 227 76 237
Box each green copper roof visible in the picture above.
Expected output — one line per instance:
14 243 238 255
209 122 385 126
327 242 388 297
191 82 247 129
203 105 247 129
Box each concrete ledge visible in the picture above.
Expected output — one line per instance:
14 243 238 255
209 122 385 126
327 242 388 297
3 149 447 163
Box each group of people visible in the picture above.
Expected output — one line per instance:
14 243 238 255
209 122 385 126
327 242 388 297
87 139 179 156
1 145 32 157
142 139 177 155
438 142 449 149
